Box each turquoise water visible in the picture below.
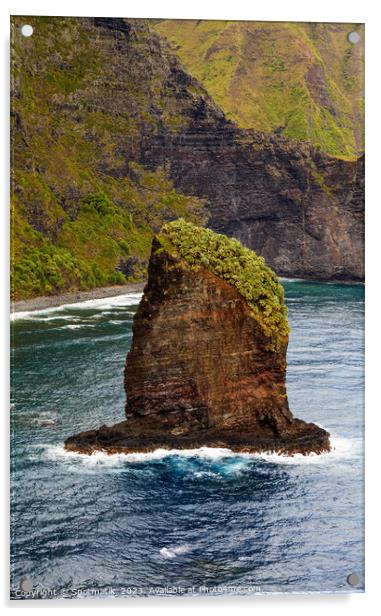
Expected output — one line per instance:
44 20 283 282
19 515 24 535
10 281 364 598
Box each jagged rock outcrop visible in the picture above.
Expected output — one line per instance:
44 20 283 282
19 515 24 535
65 221 330 456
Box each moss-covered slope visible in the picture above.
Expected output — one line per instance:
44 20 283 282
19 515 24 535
155 20 364 159
158 219 288 340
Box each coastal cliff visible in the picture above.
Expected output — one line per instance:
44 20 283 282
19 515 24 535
65 221 330 455
146 130 364 281
11 16 364 301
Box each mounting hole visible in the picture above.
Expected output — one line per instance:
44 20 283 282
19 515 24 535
347 572 360 586
348 31 361 44
20 578 33 591
21 24 33 37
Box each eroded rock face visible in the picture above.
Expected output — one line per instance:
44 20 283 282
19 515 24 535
145 129 364 282
124 239 293 433
65 227 330 456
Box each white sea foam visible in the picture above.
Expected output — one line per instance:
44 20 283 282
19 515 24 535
193 470 219 478
42 435 358 468
279 277 306 283
31 418 57 427
11 313 84 324
159 544 190 559
11 293 143 321
247 435 361 465
44 445 235 465
64 324 85 330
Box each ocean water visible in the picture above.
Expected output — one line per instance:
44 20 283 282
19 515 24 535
10 281 364 599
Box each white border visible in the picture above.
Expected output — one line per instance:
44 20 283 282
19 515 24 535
4 0 369 21
2 0 380 614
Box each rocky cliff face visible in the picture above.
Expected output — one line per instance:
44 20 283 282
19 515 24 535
65 222 330 456
145 129 364 281
12 16 364 300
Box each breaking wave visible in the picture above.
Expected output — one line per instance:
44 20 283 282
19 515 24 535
11 292 143 321
41 436 359 468
159 544 190 559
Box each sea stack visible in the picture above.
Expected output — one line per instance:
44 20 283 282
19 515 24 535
65 220 330 455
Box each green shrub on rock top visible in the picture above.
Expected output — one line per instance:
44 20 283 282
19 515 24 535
158 219 289 342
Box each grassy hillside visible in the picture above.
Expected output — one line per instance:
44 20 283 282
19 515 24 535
11 17 208 300
155 20 364 159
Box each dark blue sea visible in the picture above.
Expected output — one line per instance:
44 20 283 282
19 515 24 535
10 280 365 599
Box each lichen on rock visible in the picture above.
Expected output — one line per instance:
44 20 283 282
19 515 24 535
65 221 330 456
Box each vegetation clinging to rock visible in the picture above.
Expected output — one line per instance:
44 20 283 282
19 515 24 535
10 16 207 301
158 219 289 341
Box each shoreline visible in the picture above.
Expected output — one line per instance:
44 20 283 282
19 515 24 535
11 282 146 314
11 275 364 315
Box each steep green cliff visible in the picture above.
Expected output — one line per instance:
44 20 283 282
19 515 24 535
155 20 364 159
11 16 209 300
